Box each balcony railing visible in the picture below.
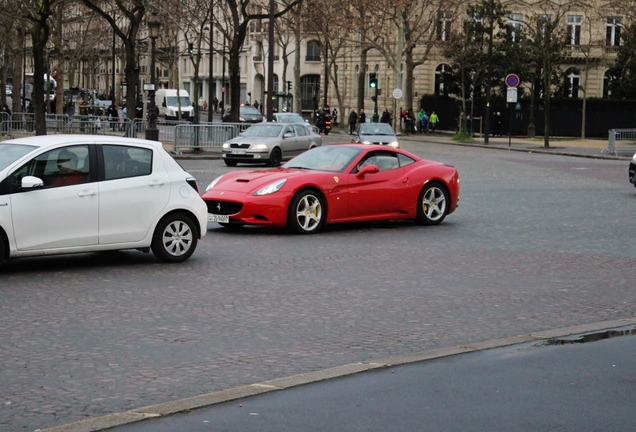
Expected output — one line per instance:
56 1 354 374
604 46 620 54
305 55 321 62
253 55 263 62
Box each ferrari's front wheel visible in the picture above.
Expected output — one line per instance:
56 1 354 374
416 182 448 225
287 190 325 234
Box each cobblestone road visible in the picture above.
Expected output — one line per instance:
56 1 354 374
1 141 634 431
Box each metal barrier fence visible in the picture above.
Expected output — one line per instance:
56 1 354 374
1 115 255 150
173 124 241 152
607 129 636 156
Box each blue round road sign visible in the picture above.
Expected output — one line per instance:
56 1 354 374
505 74 519 88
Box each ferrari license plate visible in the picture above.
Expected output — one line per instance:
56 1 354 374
208 214 229 223
231 149 246 155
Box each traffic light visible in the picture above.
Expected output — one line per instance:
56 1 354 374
287 80 292 92
369 73 377 89
188 43 194 54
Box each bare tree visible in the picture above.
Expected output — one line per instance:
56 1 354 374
79 0 147 125
20 0 61 135
214 0 301 122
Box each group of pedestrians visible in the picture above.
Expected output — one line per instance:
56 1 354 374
400 107 439 134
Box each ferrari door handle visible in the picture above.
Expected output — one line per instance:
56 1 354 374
148 179 165 187
78 189 97 197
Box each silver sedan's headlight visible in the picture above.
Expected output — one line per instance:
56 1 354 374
206 175 223 191
362 141 371 145
251 143 268 150
253 179 287 196
222 142 230 149
389 141 400 148
632 153 636 162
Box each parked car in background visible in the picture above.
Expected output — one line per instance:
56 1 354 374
222 105 264 123
352 123 400 148
272 112 306 123
203 144 460 233
221 122 322 167
0 135 208 265
629 153 636 187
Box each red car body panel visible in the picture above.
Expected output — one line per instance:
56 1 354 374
202 144 459 228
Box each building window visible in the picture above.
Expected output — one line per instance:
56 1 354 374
273 74 279 93
354 65 359 98
603 70 613 98
567 15 582 46
437 12 452 41
306 40 321 62
300 75 320 111
606 17 622 46
507 13 523 43
537 15 551 40
564 68 580 98
435 64 450 96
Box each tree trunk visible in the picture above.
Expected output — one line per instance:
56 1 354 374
357 48 367 111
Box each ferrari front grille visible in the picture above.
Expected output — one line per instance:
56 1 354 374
206 200 243 215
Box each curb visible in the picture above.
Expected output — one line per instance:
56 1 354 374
39 317 636 432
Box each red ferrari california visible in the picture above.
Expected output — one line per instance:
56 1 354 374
202 144 459 234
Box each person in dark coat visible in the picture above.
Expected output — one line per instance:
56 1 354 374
348 109 358 134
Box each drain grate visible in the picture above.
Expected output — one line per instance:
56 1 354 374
538 326 636 346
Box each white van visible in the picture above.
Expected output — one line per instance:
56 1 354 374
156 89 194 121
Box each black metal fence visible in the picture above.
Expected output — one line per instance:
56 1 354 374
419 95 636 138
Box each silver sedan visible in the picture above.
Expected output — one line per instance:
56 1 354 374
222 122 322 167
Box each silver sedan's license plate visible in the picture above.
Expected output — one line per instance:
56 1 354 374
208 214 229 223
231 149 246 155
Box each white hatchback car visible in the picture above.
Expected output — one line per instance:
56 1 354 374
0 135 207 264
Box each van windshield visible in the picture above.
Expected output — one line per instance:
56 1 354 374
166 96 192 107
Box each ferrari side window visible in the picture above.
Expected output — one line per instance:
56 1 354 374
397 153 415 168
374 154 399 171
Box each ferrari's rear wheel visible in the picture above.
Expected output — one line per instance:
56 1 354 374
224 159 238 167
416 182 448 225
287 190 325 234
268 148 282 167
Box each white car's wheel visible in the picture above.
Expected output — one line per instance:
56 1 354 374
151 214 198 263
416 182 448 225
287 190 325 234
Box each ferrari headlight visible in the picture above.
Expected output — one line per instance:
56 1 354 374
389 141 400 148
254 178 287 196
251 143 268 150
222 142 230 149
206 175 223 191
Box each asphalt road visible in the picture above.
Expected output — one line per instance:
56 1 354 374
111 332 636 432
1 137 635 431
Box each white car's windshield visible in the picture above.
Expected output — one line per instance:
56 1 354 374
241 124 283 137
284 146 363 173
0 144 36 171
359 124 395 136
166 96 192 107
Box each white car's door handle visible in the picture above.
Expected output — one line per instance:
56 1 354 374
148 179 165 187
78 189 97 197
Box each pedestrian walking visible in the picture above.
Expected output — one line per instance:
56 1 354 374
380 108 390 123
359 108 366 125
348 109 358 134
429 111 439 133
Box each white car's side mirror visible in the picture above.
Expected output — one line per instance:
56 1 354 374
21 176 44 189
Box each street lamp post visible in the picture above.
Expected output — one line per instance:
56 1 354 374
145 12 161 142
527 60 538 139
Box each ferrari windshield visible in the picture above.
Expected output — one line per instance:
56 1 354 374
241 124 283 138
284 145 363 173
359 124 396 135
0 144 36 171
